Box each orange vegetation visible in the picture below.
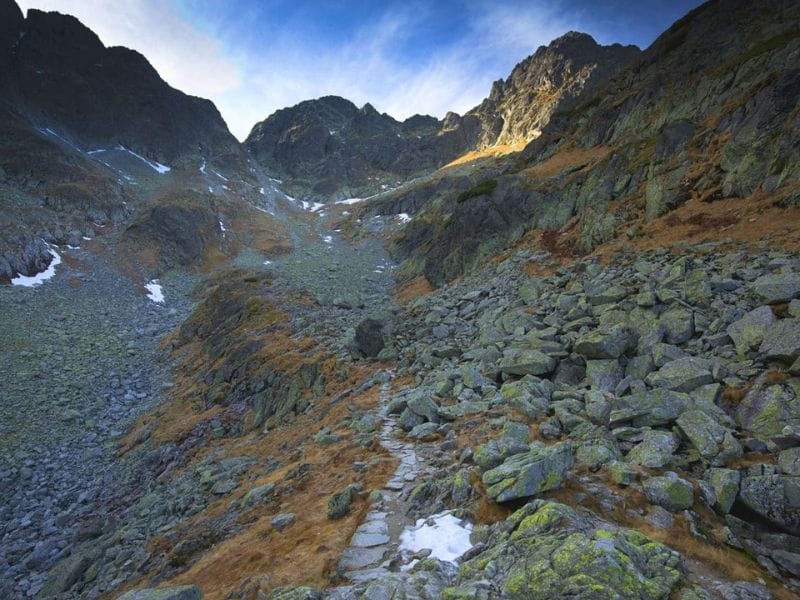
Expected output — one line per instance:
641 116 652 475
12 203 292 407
522 145 613 180
393 274 433 305
445 142 527 168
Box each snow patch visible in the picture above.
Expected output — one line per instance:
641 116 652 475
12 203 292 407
259 187 266 195
218 219 227 236
200 159 207 174
208 186 214 194
399 512 473 564
10 246 62 287
119 146 171 173
335 197 365 206
300 200 326 212
263 260 273 266
321 235 333 244
396 213 412 223
144 280 165 304
212 170 229 182
87 148 106 155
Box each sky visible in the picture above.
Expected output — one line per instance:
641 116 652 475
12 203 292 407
16 0 705 140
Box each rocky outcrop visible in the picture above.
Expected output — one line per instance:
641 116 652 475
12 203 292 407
467 32 640 149
385 0 800 286
245 96 480 200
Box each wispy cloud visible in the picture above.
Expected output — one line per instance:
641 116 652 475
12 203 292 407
15 1 594 140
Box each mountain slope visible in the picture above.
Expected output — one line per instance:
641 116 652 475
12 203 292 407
245 34 639 202
384 0 800 286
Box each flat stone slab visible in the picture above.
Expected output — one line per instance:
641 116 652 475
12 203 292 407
340 546 388 570
384 479 404 491
351 532 391 547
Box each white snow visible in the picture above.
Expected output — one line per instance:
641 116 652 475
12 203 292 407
212 170 229 181
269 177 283 184
263 260 273 266
120 146 171 173
82 236 93 241
299 200 326 212
200 159 207 174
87 148 106 155
335 197 365 205
218 219 227 236
321 235 333 244
399 512 473 564
329 129 337 135
259 187 266 195
66 245 80 250
396 213 412 224
144 280 165 304
10 246 61 287
342 211 350 216
208 186 214 193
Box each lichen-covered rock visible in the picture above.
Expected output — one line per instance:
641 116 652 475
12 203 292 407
751 273 800 304
474 421 530 470
118 586 202 600
611 389 690 427
499 349 556 376
327 484 359 520
482 442 573 502
676 410 742 465
574 325 637 359
779 447 800 475
646 357 712 392
626 430 678 468
759 319 800 363
726 306 775 354
265 587 322 600
705 468 740 514
738 464 800 534
659 307 695 345
643 473 694 512
451 500 683 600
586 359 624 392
736 379 800 442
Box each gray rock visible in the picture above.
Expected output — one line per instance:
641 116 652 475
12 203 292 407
759 319 800 363
646 357 712 392
739 465 800 534
585 359 624 392
751 273 800 304
482 441 573 502
242 483 276 507
626 430 678 468
660 307 695 344
498 349 556 376
779 447 800 475
643 472 694 512
574 324 637 359
676 409 743 465
271 513 296 531
474 421 530 470
706 468 740 514
727 306 775 354
117 586 202 600
406 393 440 423
354 318 385 357
736 379 800 442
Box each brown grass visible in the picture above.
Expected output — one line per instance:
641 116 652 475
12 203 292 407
444 142 527 168
522 145 612 180
393 274 433 305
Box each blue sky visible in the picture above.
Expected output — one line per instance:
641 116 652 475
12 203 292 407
17 1 704 140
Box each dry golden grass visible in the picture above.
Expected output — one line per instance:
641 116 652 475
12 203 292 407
522 145 613 180
393 274 433 305
445 142 527 168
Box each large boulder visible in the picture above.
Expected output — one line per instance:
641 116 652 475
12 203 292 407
482 442 573 502
626 430 679 468
738 464 800 535
759 319 800 363
574 325 637 359
736 379 800 442
706 468 740 514
643 473 694 512
354 318 385 357
499 349 556 376
451 500 682 599
726 306 775 354
751 273 800 304
676 409 742 465
475 421 530 470
645 357 712 392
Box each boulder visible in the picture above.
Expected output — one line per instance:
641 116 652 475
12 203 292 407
759 319 800 363
706 468 740 514
736 379 800 442
676 409 742 465
626 430 678 468
659 307 695 344
327 484 359 520
483 442 573 502
586 359 624 392
779 447 800 475
475 421 530 470
646 357 712 392
726 306 775 354
574 325 637 359
354 318 385 357
738 464 800 534
499 349 556 376
643 473 694 512
751 273 800 304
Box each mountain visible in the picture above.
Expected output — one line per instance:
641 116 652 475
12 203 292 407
245 34 639 202
0 0 267 282
245 96 481 200
383 0 800 286
466 31 640 149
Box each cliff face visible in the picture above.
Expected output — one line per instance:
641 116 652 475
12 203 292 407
244 96 481 200
467 32 640 149
245 34 638 202
0 4 242 165
384 0 800 286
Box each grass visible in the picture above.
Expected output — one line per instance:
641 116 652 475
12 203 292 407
456 179 498 203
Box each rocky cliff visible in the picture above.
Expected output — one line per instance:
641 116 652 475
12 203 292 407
384 0 800 286
245 96 481 200
467 31 640 149
245 34 638 202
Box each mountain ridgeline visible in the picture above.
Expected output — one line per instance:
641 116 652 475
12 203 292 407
244 32 641 201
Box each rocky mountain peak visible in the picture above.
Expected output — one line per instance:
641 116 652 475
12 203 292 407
467 30 640 148
0 0 23 43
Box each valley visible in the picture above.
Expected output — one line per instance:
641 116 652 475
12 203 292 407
1 1 800 599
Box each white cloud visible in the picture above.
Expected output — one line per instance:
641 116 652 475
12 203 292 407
16 0 240 98
16 1 586 140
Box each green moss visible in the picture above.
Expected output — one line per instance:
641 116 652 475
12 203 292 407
721 29 800 72
456 179 498 203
